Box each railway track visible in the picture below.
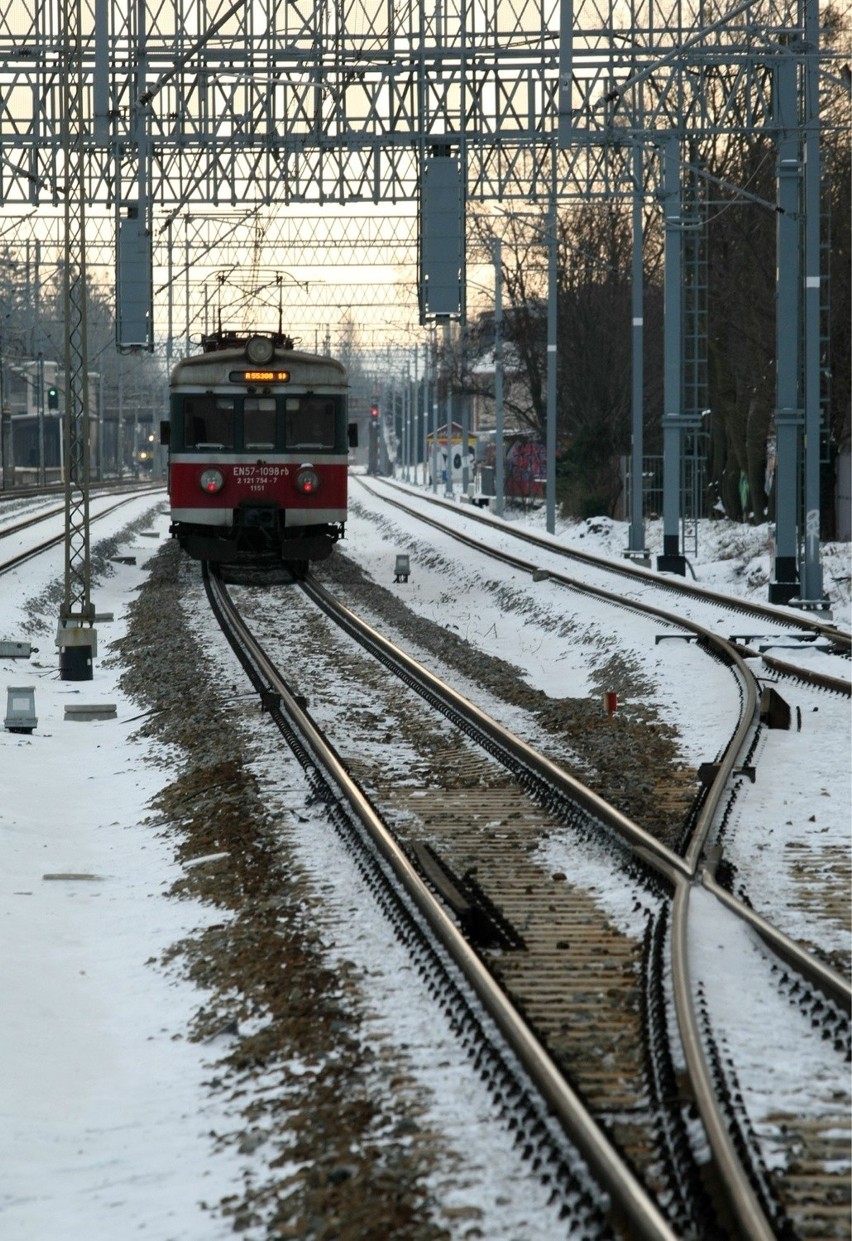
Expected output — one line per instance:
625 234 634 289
204 563 677 1240
203 525 850 1241
4 477 846 1236
0 477 159 505
356 476 850 693
0 484 164 573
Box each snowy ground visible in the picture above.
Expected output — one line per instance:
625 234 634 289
0 485 849 1239
391 480 851 631
1 499 249 1238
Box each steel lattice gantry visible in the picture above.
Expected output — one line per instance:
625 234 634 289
0 0 841 607
0 0 831 360
57 0 97 668
0 0 823 207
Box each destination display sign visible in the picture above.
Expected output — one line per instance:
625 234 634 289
229 369 291 383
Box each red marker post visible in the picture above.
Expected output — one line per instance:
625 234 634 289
603 691 618 719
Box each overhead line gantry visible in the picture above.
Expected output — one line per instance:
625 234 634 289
0 0 842 615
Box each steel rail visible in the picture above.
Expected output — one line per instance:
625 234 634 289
0 532 65 572
0 504 66 538
302 574 691 886
760 651 851 696
0 479 162 507
348 478 817 1240
204 566 681 1241
0 491 161 574
700 867 852 1015
359 476 851 653
670 883 779 1241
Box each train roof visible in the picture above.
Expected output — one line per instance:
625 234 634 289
170 342 347 387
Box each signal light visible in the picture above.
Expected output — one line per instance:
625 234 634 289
370 403 379 418
47 386 59 410
295 467 320 494
199 468 224 493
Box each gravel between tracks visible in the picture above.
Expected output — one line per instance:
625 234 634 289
109 535 699 1238
111 541 461 1239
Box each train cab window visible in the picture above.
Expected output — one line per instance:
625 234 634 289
244 397 277 451
284 397 336 450
183 396 235 449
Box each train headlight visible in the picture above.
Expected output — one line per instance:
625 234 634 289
246 336 275 364
199 468 224 494
295 467 320 495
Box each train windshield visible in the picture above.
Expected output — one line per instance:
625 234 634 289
173 391 344 452
244 397 276 450
183 396 235 449
284 397 336 449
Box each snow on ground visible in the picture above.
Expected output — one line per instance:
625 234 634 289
1 500 248 1238
0 486 849 1238
363 476 851 632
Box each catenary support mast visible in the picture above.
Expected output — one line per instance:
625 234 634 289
0 0 841 605
59 0 96 665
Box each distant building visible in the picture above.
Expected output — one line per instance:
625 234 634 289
425 421 476 484
1 358 102 483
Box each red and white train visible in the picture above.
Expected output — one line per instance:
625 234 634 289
163 330 353 572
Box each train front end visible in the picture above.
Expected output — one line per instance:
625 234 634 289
165 332 351 570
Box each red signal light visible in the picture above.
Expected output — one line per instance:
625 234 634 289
370 403 379 417
199 468 224 493
295 467 320 494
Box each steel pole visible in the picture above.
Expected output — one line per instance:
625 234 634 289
769 52 802 603
546 185 557 534
37 352 45 486
658 133 686 575
800 0 827 608
494 237 505 518
444 319 453 497
627 139 647 559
